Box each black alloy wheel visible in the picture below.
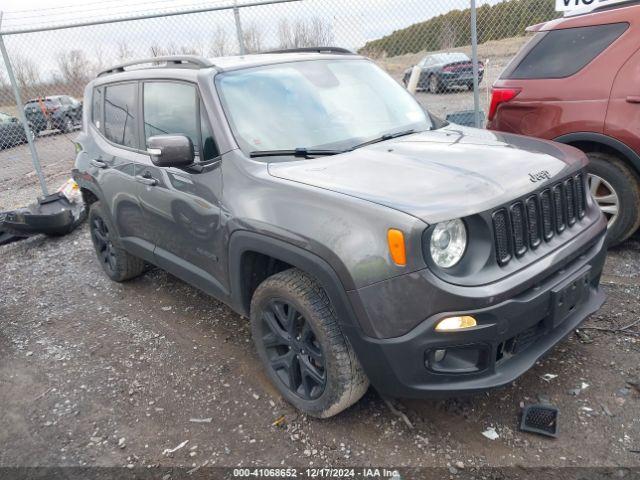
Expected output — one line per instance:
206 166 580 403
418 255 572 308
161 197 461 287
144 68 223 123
91 215 117 276
260 298 326 400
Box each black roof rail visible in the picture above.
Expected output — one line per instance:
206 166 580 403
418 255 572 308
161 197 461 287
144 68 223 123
97 55 216 77
593 0 640 11
567 0 640 16
264 47 355 55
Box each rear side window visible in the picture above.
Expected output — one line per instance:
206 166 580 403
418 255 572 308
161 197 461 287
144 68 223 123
104 83 138 148
502 23 628 80
92 87 103 130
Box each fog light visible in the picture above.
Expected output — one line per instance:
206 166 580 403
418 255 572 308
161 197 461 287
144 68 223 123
435 315 477 332
433 349 446 362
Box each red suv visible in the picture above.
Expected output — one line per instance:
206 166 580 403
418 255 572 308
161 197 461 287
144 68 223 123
487 2 640 246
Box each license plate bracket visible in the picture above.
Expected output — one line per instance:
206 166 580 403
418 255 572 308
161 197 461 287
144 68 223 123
551 267 591 327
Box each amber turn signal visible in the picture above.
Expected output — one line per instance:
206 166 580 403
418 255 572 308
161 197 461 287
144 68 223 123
435 315 477 332
387 229 407 266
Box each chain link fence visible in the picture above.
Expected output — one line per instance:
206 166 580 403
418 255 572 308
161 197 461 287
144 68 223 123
0 0 560 210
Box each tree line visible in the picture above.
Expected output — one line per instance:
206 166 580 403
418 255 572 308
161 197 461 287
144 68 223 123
359 0 560 58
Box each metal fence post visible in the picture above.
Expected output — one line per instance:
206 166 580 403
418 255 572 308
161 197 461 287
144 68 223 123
470 0 481 128
0 25 49 196
233 0 246 55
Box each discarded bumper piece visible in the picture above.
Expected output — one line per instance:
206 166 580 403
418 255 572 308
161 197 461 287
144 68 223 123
0 192 85 245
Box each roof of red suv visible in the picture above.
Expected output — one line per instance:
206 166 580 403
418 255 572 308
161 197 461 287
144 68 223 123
527 1 640 32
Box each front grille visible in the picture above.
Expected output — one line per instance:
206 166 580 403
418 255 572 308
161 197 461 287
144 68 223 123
540 189 554 241
510 202 527 257
492 172 588 266
492 209 512 265
552 184 565 233
525 196 541 248
565 178 576 226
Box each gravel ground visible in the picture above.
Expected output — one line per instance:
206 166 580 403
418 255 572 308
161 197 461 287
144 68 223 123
1 79 639 473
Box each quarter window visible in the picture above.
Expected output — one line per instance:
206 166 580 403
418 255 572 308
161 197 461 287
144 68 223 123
92 87 103 130
200 102 219 161
502 23 628 80
104 83 138 148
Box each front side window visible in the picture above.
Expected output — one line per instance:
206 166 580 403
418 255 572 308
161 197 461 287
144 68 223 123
143 82 219 161
216 59 432 154
502 23 628 80
104 83 137 148
143 82 199 147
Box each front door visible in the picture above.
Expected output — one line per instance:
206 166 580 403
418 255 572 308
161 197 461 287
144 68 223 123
137 80 227 299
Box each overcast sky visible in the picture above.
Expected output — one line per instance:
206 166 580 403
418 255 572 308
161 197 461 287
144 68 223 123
0 0 504 80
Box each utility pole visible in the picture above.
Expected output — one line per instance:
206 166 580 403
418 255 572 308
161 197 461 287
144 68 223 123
470 0 481 128
233 0 246 55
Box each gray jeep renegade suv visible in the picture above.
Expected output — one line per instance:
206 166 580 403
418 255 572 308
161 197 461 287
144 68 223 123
73 49 608 418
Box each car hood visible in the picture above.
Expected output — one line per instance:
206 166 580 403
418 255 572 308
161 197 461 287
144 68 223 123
267 125 587 224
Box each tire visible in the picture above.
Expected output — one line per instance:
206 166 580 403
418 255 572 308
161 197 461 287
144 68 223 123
61 116 74 134
586 151 640 246
88 202 146 282
250 268 369 418
428 74 440 94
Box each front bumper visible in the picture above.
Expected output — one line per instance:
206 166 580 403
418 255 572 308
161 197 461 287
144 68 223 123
344 218 607 398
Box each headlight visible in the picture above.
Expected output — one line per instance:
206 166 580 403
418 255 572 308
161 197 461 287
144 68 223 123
430 219 467 268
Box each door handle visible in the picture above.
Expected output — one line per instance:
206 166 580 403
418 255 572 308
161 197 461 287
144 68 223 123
135 175 158 186
90 159 108 169
626 96 640 104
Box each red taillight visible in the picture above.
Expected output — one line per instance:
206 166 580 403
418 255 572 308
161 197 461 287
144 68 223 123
488 87 521 121
443 65 454 73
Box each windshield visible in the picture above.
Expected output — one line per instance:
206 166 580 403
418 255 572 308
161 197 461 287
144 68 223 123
216 59 433 154
435 53 469 63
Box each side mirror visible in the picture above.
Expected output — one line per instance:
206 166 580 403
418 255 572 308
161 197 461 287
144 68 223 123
147 135 194 168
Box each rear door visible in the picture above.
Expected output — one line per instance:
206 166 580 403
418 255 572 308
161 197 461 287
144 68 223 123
89 81 155 262
605 46 640 156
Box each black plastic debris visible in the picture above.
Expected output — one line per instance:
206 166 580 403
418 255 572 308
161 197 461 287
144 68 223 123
0 226 28 246
0 191 85 244
520 404 559 438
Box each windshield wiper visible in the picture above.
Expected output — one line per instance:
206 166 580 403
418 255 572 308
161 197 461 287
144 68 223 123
348 129 417 151
249 129 419 158
250 148 343 158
